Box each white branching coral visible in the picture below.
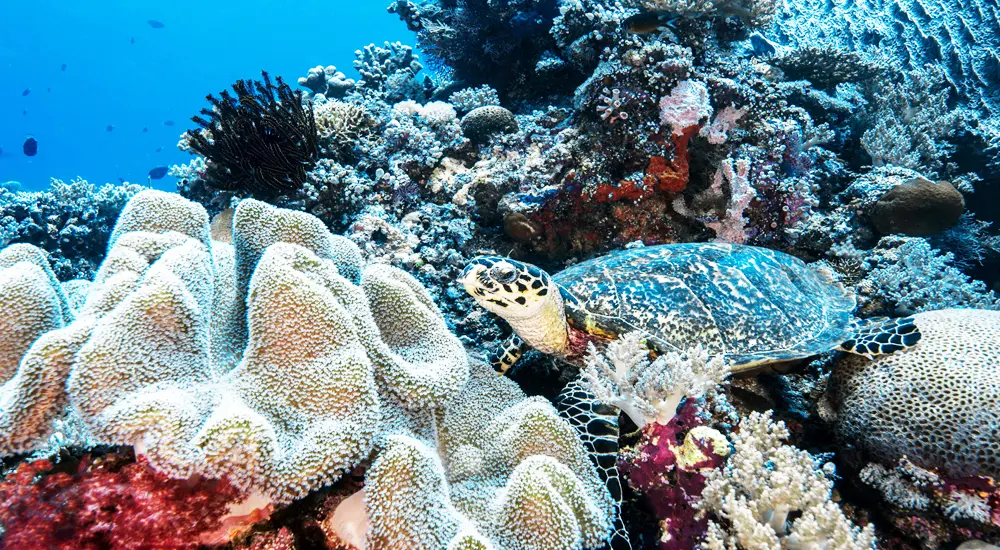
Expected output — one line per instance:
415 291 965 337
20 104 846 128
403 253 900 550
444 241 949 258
699 411 876 549
580 331 729 428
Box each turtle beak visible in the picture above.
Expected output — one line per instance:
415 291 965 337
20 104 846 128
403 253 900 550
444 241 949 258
458 265 483 294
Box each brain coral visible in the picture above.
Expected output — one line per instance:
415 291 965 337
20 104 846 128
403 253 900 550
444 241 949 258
364 358 614 550
0 190 469 506
827 308 1000 479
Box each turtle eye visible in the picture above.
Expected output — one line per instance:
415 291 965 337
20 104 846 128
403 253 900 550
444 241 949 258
490 263 518 284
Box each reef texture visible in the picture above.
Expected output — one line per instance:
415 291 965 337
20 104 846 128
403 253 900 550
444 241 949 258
0 190 613 549
0 179 143 280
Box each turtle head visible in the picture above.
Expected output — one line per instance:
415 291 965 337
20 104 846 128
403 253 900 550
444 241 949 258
459 256 556 319
460 256 571 356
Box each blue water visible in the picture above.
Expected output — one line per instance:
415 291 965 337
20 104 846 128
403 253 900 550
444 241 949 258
0 0 409 191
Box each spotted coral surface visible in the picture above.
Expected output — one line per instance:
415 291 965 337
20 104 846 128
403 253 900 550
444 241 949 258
827 308 1000 479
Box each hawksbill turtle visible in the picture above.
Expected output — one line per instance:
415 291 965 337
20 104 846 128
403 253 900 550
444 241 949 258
460 242 921 375
461 242 921 550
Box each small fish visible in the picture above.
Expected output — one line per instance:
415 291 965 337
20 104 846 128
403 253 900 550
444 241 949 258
118 177 126 184
155 146 163 152
142 127 149 132
106 125 114 132
164 120 175 126
61 63 67 71
23 137 38 156
148 166 169 179
22 88 30 96
623 11 676 34
46 88 51 92
22 109 27 116
131 37 135 44
147 20 164 28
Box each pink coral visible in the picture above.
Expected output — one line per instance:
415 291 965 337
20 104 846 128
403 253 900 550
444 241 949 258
620 402 727 550
0 452 243 550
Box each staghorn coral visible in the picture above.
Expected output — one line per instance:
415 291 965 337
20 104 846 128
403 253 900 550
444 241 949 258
826 308 1000 480
363 357 615 550
186 71 319 198
0 451 243 550
581 332 730 429
0 190 469 509
699 411 876 549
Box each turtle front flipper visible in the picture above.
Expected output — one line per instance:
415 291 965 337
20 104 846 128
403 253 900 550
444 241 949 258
838 316 921 359
490 333 528 375
557 377 632 550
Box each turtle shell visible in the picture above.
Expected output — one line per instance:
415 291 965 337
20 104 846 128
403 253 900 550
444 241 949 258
552 243 857 373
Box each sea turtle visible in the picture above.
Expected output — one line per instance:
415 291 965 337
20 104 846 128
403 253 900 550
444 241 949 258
459 242 921 375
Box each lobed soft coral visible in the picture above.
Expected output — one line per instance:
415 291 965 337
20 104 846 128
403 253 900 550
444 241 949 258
0 190 469 509
361 357 615 550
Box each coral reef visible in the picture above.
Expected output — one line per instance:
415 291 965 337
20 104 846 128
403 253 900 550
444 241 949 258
0 179 143 280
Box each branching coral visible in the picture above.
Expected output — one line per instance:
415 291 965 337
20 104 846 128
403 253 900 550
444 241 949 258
698 411 876 549
187 72 319 197
0 179 143 280
768 46 884 89
312 99 373 158
580 331 730 428
858 237 999 314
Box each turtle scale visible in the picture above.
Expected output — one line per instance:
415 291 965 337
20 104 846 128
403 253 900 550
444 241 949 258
553 243 858 373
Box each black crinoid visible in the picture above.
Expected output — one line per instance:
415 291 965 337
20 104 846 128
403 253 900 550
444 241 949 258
188 71 319 198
